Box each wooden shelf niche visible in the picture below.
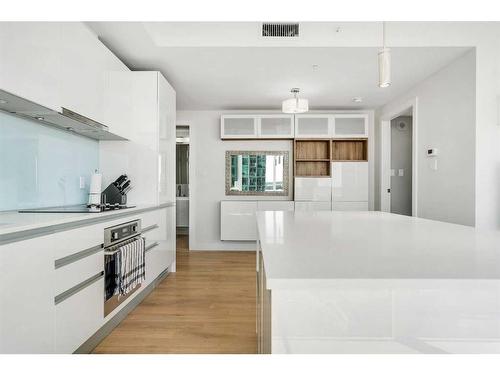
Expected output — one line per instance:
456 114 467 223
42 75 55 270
331 139 368 161
294 139 331 177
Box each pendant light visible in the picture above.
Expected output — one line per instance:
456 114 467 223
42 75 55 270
378 22 391 88
282 88 309 114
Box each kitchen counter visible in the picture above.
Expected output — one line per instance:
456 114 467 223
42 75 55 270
257 210 500 289
256 211 500 354
0 202 175 244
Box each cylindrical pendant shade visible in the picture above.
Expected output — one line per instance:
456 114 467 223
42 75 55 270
282 98 309 113
378 48 391 88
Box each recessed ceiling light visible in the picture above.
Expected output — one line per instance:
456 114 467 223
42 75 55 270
0 99 8 104
312 64 319 71
34 116 44 121
352 97 363 103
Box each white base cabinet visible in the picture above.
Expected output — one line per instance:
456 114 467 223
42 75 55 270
55 275 104 353
221 201 294 241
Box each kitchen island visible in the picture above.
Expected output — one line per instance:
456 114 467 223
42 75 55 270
256 211 500 354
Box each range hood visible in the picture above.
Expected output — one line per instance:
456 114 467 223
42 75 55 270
0 89 127 141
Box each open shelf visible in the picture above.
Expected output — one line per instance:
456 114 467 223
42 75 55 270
294 139 332 177
295 161 331 177
331 139 368 161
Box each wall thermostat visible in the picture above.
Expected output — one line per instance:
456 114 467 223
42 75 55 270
427 148 438 157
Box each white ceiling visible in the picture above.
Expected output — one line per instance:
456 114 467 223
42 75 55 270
88 22 471 111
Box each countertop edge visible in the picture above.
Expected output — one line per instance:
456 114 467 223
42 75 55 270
0 202 175 245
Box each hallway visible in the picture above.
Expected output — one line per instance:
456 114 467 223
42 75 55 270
93 236 257 354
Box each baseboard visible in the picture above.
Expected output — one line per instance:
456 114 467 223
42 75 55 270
75 268 170 354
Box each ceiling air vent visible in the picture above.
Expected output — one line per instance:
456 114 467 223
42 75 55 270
262 23 299 37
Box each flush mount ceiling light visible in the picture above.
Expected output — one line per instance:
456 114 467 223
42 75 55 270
378 22 391 88
282 88 309 114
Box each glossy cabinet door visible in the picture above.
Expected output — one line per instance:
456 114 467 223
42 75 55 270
55 275 104 353
258 115 294 138
331 162 368 202
221 115 258 139
221 201 258 240
294 177 332 201
59 23 110 124
295 201 332 211
333 114 368 138
0 22 62 111
0 235 56 353
294 115 333 138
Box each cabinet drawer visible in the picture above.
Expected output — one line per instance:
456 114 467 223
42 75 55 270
54 249 103 296
145 240 168 284
55 273 104 353
140 209 166 234
51 224 103 261
294 177 332 202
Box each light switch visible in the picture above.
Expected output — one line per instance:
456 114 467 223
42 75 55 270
398 169 404 177
390 169 396 177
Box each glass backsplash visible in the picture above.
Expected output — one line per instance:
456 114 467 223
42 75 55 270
0 111 99 211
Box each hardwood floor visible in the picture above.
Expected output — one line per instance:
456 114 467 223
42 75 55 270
93 235 257 354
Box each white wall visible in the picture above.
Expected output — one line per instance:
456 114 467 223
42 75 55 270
377 50 476 226
177 109 374 251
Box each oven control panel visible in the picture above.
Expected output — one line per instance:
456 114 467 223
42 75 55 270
104 219 141 247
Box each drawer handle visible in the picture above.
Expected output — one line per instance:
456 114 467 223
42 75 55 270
54 244 104 269
54 271 104 305
142 224 159 233
145 241 159 253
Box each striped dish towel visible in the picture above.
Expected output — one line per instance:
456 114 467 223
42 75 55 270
115 237 146 295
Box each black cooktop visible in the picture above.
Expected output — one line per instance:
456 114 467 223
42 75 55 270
19 204 136 214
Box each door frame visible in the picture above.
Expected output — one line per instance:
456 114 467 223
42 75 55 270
379 97 418 216
176 123 193 250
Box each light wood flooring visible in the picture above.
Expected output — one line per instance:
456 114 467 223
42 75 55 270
93 235 257 354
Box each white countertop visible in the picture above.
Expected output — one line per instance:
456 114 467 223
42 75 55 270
256 211 500 289
0 202 175 239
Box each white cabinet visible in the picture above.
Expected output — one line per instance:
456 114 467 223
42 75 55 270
0 22 62 111
333 114 368 138
0 235 56 353
59 23 110 125
295 201 332 211
294 115 332 138
55 274 104 353
221 201 257 241
294 177 332 202
258 115 294 138
331 162 368 211
221 201 294 240
100 72 177 206
221 115 258 138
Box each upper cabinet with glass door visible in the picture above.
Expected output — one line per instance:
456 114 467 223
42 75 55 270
221 114 294 139
294 114 332 139
332 114 368 138
258 115 294 138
